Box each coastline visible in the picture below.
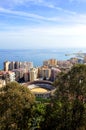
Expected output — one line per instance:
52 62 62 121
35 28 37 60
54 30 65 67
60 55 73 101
0 48 86 70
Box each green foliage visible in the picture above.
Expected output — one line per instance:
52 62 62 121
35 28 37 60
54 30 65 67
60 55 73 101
42 64 86 130
36 97 50 103
1 64 86 130
0 82 35 130
30 103 46 130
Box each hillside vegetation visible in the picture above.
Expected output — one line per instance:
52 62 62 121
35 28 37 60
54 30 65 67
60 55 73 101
0 64 86 130
42 64 86 130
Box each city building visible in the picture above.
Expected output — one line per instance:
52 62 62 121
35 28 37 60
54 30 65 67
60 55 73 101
43 59 57 66
20 61 33 71
38 66 51 80
58 60 73 69
41 68 51 80
12 68 26 82
51 67 61 81
4 61 33 71
49 59 57 66
9 61 15 70
43 60 49 66
29 68 38 81
69 58 78 65
15 61 20 69
3 71 15 83
4 61 10 71
24 72 29 82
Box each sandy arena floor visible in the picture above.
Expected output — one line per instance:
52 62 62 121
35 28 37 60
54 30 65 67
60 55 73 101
31 87 48 93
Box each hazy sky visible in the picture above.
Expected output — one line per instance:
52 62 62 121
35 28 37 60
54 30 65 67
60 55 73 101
0 0 86 49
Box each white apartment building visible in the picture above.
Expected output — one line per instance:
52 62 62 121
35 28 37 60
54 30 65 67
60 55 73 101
29 68 38 81
4 71 15 83
4 61 10 71
12 68 26 81
41 68 51 80
38 67 51 80
20 61 33 71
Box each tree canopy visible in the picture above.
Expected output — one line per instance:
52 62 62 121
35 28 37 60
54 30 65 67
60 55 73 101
42 64 86 130
0 64 86 130
0 82 35 130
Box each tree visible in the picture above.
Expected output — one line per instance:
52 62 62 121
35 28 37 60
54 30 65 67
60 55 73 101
30 103 46 130
42 64 86 130
0 82 35 130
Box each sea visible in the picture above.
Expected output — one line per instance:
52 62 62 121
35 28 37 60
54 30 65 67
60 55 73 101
0 48 86 70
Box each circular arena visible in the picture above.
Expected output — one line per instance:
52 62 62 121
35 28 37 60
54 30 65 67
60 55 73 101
25 80 55 98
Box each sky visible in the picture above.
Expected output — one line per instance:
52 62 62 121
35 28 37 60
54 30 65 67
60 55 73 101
0 0 86 49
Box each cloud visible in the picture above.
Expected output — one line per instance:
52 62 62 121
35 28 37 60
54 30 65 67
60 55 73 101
0 24 86 49
0 0 77 15
0 7 47 21
0 0 86 29
0 7 71 23
0 0 86 49
1 5 86 26
1 24 86 38
0 6 86 26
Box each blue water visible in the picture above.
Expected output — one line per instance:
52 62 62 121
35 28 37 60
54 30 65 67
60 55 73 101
0 48 86 70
